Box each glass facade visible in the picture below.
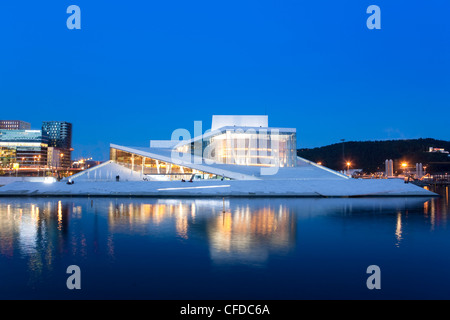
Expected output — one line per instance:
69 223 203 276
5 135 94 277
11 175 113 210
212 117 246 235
110 148 225 181
178 128 297 168
42 121 72 168
0 130 48 168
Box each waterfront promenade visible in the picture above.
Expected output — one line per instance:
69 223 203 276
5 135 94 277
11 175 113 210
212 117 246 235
0 178 437 197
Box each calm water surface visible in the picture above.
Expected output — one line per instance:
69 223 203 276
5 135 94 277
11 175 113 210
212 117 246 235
0 186 448 299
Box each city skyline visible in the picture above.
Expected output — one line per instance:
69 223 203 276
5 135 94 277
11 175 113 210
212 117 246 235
0 1 449 160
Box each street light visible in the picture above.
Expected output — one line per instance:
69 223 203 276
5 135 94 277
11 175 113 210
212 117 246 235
346 161 351 173
38 155 41 176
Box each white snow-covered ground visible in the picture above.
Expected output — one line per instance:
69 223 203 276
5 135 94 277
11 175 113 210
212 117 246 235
0 178 437 197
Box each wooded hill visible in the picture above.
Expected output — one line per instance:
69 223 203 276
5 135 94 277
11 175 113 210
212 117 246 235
297 138 450 174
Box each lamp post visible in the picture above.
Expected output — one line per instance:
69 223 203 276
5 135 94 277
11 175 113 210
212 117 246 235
60 153 64 177
346 161 351 175
38 155 41 177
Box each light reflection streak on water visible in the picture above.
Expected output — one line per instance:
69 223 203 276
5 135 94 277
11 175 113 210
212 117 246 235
57 201 62 231
395 211 402 248
431 198 436 231
447 186 449 205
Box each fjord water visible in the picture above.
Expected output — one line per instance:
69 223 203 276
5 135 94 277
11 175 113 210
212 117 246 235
0 187 448 300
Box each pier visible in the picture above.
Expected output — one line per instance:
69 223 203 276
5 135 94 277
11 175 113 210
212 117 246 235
411 174 450 187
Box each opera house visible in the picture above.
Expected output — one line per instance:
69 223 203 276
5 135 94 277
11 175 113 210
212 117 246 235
0 116 436 197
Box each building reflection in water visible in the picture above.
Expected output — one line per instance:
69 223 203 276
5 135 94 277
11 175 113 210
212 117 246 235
423 186 448 231
207 205 296 265
0 200 72 284
107 200 194 238
106 199 296 266
0 201 71 256
0 193 445 282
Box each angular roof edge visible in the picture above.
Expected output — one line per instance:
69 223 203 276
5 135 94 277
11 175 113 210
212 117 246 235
176 126 296 148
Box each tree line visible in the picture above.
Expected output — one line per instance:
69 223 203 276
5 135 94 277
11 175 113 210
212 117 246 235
297 138 450 174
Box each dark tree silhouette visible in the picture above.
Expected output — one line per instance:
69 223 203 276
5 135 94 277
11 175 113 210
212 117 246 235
298 138 450 174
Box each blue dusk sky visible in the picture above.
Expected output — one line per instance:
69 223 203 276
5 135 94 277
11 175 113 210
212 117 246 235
0 1 449 160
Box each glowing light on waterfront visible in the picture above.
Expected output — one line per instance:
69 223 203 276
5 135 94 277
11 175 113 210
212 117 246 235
44 177 56 184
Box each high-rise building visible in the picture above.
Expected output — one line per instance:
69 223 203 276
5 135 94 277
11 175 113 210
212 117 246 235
42 121 72 168
0 120 31 130
0 130 48 167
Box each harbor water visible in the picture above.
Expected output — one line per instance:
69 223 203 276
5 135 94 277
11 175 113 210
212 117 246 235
0 186 448 299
